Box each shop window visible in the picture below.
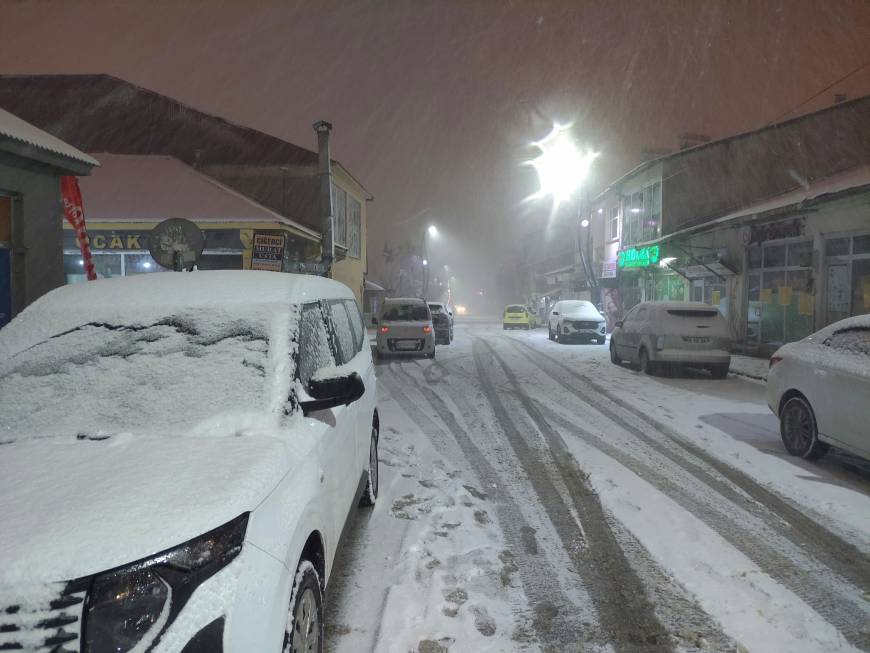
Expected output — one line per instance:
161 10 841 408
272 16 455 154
125 254 166 275
787 241 813 267
748 244 762 269
852 259 870 317
854 235 870 255
762 244 786 268
826 237 850 257
198 254 243 271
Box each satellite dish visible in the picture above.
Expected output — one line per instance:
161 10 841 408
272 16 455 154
149 218 205 271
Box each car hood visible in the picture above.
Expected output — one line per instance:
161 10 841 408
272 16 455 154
0 434 291 586
561 308 604 321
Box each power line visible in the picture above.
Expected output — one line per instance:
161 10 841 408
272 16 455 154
766 59 870 126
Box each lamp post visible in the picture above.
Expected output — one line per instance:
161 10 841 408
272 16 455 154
421 224 438 298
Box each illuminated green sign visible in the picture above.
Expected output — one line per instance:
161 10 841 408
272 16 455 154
618 245 660 268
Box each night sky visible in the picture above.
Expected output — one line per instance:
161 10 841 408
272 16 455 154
2 0 869 303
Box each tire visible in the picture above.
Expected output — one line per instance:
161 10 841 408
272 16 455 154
428 350 435 359
596 337 606 345
548 325 555 341
780 396 829 460
610 342 621 364
503 324 508 330
359 427 379 507
525 324 531 330
639 348 654 375
710 363 729 379
284 562 323 653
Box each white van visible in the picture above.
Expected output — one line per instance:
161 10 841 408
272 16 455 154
610 301 732 377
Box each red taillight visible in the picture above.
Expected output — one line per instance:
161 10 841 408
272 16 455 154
422 326 432 333
379 326 390 334
769 355 783 369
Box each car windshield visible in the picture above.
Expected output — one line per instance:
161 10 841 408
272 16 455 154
666 309 720 318
382 304 429 321
560 301 594 312
428 304 444 313
0 316 270 441
506 305 525 313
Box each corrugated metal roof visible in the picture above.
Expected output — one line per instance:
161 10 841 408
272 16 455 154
0 107 99 167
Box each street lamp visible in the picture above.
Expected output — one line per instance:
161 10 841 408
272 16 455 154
422 225 439 298
525 122 598 211
428 225 438 238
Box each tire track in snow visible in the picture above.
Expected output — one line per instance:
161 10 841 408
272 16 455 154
498 334 870 650
380 367 591 649
471 338 674 653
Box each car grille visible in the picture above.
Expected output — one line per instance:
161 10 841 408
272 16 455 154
0 581 87 652
572 321 599 329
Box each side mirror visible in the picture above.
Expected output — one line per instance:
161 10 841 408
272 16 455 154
301 370 365 415
615 321 624 328
371 316 378 326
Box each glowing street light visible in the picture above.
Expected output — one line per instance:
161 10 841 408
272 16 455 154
423 259 428 266
580 219 590 228
525 123 598 209
427 224 439 237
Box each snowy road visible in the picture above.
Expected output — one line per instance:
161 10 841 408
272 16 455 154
325 321 870 653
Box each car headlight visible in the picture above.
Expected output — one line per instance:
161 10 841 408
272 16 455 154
84 513 248 653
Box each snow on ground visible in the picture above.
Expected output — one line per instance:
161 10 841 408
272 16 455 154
325 378 536 653
335 320 869 652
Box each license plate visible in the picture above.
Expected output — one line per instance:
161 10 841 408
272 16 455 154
682 336 710 344
396 340 418 350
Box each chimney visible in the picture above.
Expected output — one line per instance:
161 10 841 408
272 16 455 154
313 120 334 276
834 94 848 104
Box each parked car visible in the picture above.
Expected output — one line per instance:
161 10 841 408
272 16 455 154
548 300 606 343
610 301 732 377
428 301 454 344
374 297 435 358
767 315 870 462
0 271 378 653
503 304 536 330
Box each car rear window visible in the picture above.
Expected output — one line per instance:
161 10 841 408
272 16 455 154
506 306 525 313
383 304 429 321
666 309 720 318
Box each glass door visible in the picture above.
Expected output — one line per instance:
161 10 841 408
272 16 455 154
826 263 850 325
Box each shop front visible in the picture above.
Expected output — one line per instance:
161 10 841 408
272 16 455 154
63 224 318 284
823 231 870 326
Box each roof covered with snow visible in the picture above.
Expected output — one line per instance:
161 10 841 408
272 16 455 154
78 154 319 238
0 107 99 168
0 270 353 358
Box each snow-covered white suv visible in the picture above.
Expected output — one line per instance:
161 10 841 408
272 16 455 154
0 271 378 653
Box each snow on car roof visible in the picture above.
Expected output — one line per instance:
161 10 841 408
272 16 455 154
0 270 352 358
384 297 426 303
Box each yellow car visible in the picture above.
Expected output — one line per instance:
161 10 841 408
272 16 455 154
503 304 536 330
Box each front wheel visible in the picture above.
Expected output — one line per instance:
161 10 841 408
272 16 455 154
285 562 323 653
548 325 555 341
610 342 621 364
780 396 829 460
359 428 379 507
709 363 729 379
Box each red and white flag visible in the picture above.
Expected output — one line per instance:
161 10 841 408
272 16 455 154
61 176 96 281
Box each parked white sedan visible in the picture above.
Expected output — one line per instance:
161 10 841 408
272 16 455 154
767 315 870 462
0 271 378 653
610 301 732 377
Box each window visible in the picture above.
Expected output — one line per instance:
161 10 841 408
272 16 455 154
328 300 357 364
763 244 786 268
333 185 347 248
787 241 812 267
348 197 361 259
297 303 336 388
343 299 365 353
609 206 619 240
826 237 850 257
382 303 429 321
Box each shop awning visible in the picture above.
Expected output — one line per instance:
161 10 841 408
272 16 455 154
676 260 737 279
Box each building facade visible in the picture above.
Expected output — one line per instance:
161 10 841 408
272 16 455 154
0 74 372 305
586 95 870 353
0 108 98 327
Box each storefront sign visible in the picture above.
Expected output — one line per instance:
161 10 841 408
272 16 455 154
601 259 617 279
748 218 804 244
251 233 285 272
617 245 660 268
